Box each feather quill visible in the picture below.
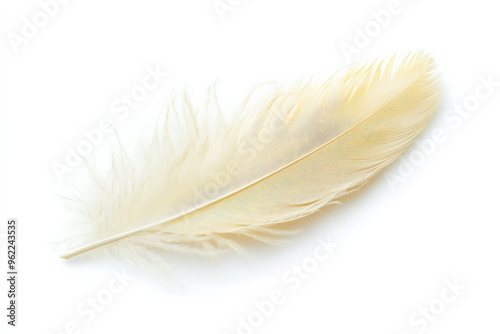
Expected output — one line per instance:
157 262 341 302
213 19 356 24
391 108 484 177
60 52 441 263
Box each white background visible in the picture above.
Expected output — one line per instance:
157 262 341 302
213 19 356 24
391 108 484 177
1 0 499 333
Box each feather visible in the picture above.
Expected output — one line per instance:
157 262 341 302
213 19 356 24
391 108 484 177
60 51 441 264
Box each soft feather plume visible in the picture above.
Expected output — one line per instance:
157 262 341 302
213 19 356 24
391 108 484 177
59 52 441 265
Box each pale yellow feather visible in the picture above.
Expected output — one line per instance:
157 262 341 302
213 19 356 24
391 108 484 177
60 52 441 263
